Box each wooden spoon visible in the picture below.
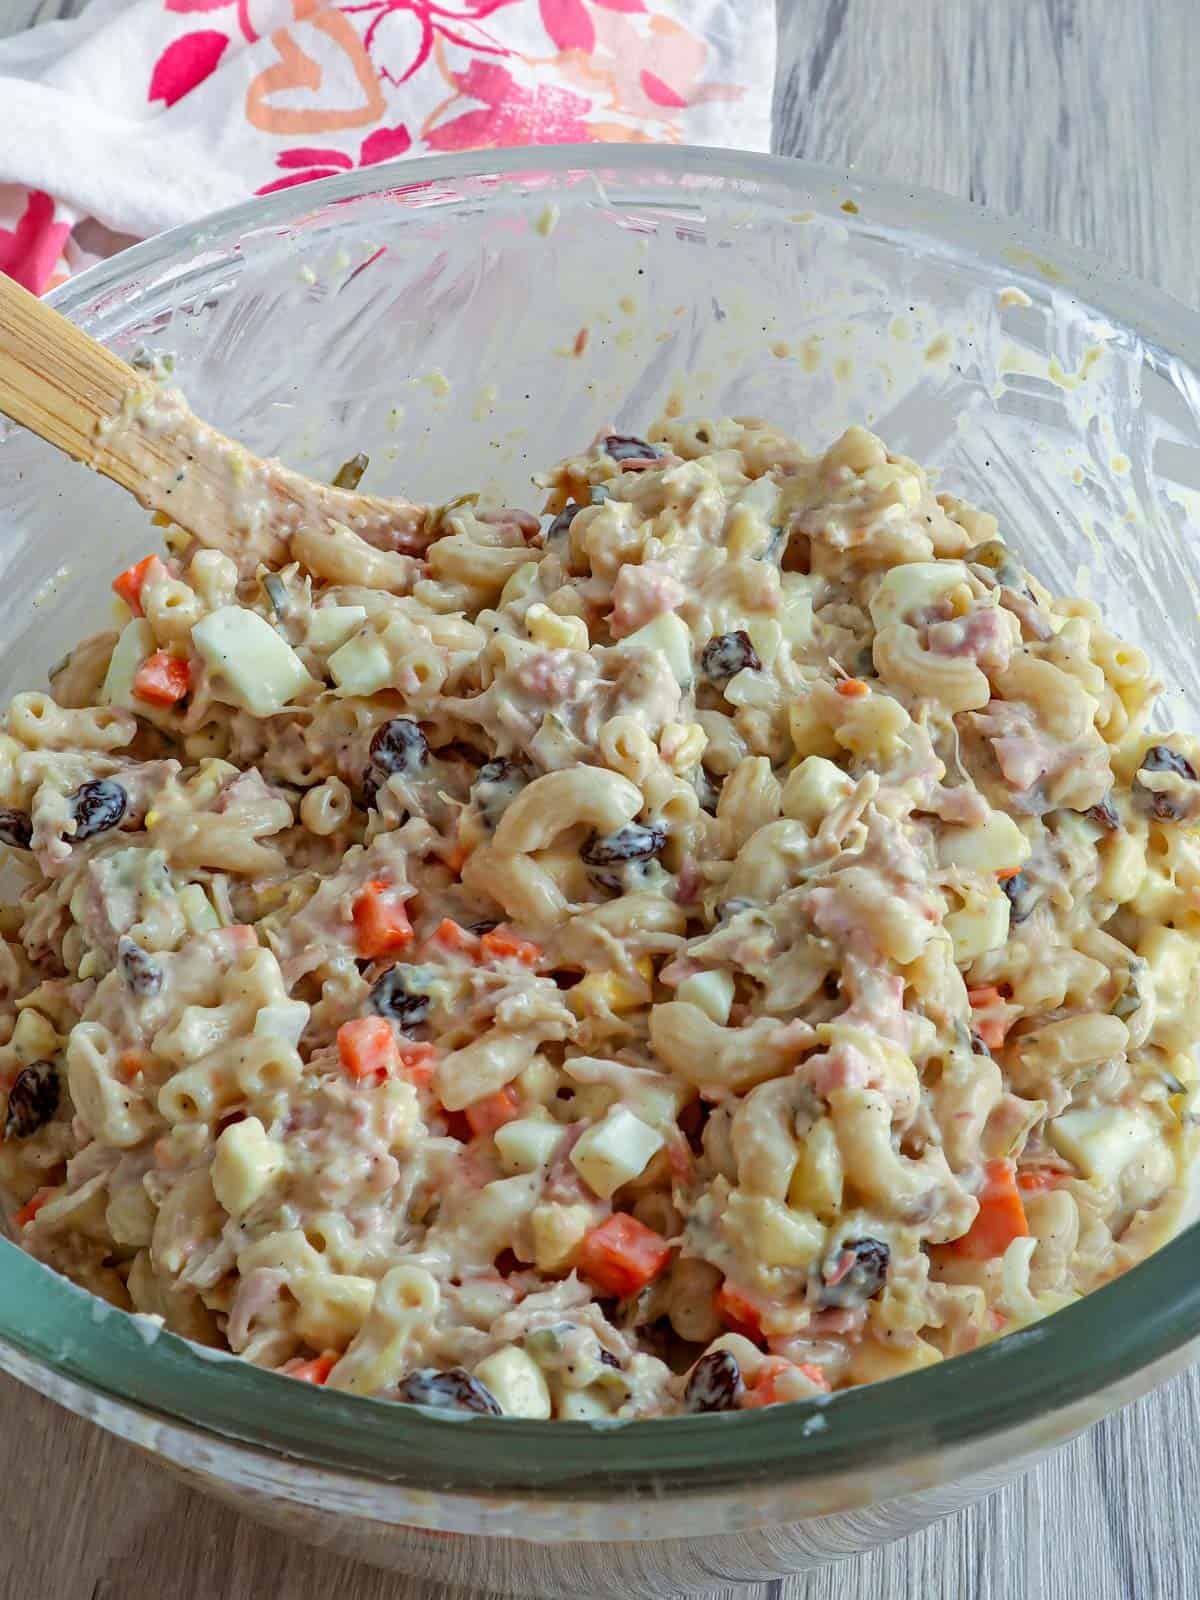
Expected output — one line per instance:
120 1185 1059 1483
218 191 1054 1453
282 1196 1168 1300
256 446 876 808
0 273 426 574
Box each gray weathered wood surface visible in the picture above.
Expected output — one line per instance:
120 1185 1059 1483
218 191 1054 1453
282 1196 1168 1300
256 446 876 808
2 1 1199 1596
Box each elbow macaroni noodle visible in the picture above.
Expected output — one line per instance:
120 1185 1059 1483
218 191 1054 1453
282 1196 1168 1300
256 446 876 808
0 415 1196 1418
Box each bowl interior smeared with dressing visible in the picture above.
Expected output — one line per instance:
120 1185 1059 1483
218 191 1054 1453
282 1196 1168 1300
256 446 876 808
2 147 1200 1596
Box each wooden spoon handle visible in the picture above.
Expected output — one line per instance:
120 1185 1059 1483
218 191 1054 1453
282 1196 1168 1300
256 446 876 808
0 273 427 575
0 273 298 566
0 271 140 466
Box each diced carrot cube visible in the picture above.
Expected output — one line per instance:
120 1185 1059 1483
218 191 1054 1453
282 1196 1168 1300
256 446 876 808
351 880 414 960
112 555 161 617
995 867 1022 882
951 1159 1030 1259
464 1084 522 1138
715 1279 766 1344
743 1356 830 1408
836 678 869 698
429 918 480 956
15 1188 54 1227
398 1041 437 1089
578 1213 672 1298
967 985 1014 1051
282 1351 338 1385
479 925 542 967
133 650 190 706
337 1016 399 1083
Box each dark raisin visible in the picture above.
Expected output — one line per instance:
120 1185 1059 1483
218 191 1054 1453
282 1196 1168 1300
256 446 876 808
684 1349 743 1413
4 1060 59 1140
701 630 762 685
581 823 667 866
1000 871 1041 924
0 808 32 850
970 1031 993 1058
394 1367 501 1416
1081 795 1119 831
118 936 163 997
368 967 429 1030
332 452 369 491
1133 747 1198 823
597 1347 621 1370
369 718 429 778
68 779 127 841
604 435 660 464
1141 745 1197 780
818 1237 890 1308
546 502 584 542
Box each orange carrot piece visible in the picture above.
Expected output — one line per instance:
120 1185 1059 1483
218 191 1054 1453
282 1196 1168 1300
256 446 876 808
14 1188 53 1227
282 1351 338 1385
578 1214 672 1298
112 555 160 617
351 880 414 960
967 985 1014 1051
133 650 190 706
464 1084 522 1138
715 1279 766 1344
995 866 1022 882
429 918 480 956
479 925 542 967
951 1159 1030 1259
836 678 869 698
337 1016 399 1083
743 1356 831 1407
397 1041 437 1089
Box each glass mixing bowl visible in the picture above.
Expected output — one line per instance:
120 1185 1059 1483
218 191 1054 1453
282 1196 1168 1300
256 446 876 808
2 146 1200 1597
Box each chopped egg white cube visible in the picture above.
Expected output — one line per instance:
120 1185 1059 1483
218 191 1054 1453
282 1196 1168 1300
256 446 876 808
473 1345 552 1419
212 1116 284 1218
570 1105 665 1198
939 810 1031 875
101 618 154 708
945 884 1010 963
1049 1106 1158 1185
619 612 693 686
327 628 393 697
192 605 314 716
306 605 367 655
254 1000 310 1049
493 1115 564 1174
676 969 735 1025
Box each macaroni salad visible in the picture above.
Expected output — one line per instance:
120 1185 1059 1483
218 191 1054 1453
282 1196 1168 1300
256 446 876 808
0 415 1196 1419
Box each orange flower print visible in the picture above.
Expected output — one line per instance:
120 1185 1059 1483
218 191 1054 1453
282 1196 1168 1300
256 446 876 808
545 5 743 131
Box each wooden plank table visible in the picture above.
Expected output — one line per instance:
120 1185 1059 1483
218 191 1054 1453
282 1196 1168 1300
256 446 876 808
2 2 1199 1596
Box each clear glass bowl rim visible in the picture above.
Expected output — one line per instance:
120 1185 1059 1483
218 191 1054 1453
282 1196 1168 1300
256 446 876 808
2 142 1197 1501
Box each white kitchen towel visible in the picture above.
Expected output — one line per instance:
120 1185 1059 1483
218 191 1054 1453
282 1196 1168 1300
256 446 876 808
0 0 776 294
